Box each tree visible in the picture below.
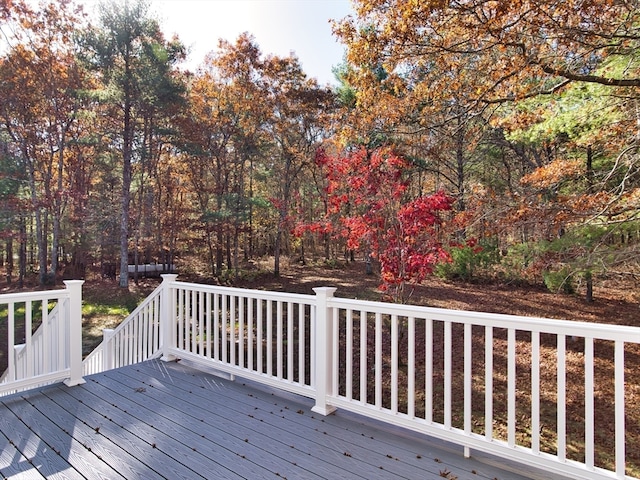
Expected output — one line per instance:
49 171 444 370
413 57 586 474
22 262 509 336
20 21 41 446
0 0 88 285
498 64 640 296
332 0 640 290
176 34 266 277
0 140 24 285
335 0 640 110
302 146 454 301
261 54 334 276
81 0 185 287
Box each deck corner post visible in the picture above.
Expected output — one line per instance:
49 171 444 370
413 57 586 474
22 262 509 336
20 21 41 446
311 286 337 416
63 280 86 387
160 274 179 362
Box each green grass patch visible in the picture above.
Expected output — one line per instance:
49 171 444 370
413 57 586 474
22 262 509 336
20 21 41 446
0 301 55 325
82 303 130 319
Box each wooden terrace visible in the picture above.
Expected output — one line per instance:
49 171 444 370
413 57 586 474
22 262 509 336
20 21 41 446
1 359 562 480
3 278 638 479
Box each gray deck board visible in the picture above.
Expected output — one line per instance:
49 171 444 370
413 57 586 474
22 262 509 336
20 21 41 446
133 361 528 480
77 373 311 479
33 386 175 480
126 361 484 479
95 371 352 479
5 392 123 480
115 363 410 478
57 382 237 479
0 359 566 479
0 428 46 480
0 395 85 480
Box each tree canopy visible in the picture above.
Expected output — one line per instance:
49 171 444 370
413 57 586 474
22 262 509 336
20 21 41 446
0 0 637 301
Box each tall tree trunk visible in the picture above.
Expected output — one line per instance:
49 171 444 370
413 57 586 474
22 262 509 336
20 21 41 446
119 94 133 288
119 30 135 289
455 117 466 242
216 228 224 275
205 228 216 276
585 270 594 303
274 227 282 277
274 154 293 277
226 233 232 271
5 238 12 285
586 144 594 193
18 217 26 289
234 223 240 278
51 143 65 279
27 158 48 285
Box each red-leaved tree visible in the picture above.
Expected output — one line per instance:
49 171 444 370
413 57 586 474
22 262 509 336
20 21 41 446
300 146 454 301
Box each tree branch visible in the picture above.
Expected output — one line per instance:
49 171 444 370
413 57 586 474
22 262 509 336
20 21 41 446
540 63 640 87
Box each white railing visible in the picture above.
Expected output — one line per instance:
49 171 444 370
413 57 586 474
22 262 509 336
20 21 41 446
83 282 163 376
323 292 640 480
78 275 640 479
159 276 318 400
0 280 84 396
0 303 61 385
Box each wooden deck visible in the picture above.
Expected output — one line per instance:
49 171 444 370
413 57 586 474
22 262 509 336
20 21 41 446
0 359 563 480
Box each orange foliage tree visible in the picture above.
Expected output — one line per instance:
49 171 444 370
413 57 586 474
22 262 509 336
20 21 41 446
0 0 89 284
333 0 640 291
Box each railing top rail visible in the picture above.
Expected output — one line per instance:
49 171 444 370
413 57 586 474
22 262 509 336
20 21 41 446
171 280 317 304
329 296 640 343
0 288 70 304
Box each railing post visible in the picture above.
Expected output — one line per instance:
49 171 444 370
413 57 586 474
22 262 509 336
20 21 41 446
64 280 86 387
12 345 25 381
102 328 115 371
160 274 178 362
311 287 337 416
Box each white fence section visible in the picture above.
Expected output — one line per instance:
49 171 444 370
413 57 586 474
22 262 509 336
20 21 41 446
153 278 639 480
0 280 84 396
159 276 318 400
0 303 61 385
83 282 163 376
4 275 638 479
323 292 640 480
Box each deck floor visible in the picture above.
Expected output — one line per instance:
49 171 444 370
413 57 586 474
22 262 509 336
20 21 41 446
1 359 560 480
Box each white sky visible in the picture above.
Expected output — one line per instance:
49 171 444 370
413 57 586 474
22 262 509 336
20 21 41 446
79 0 354 85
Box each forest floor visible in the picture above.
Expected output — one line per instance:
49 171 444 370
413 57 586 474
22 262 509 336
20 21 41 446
234 258 639 327
3 257 638 365
4 256 638 334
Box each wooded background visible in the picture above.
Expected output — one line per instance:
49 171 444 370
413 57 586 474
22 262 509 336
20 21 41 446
0 0 638 300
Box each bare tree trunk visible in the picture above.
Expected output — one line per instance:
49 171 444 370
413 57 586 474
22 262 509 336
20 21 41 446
18 218 26 288
32 180 48 285
216 228 224 276
119 163 131 289
274 154 294 277
226 233 232 272
205 229 216 277
5 238 12 285
119 70 133 289
274 227 282 277
454 116 466 242
586 270 594 303
51 143 66 281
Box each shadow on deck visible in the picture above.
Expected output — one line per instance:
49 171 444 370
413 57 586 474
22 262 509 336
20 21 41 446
0 359 567 479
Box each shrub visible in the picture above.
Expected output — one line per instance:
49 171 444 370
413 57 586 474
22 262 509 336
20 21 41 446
436 238 499 281
543 267 575 294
